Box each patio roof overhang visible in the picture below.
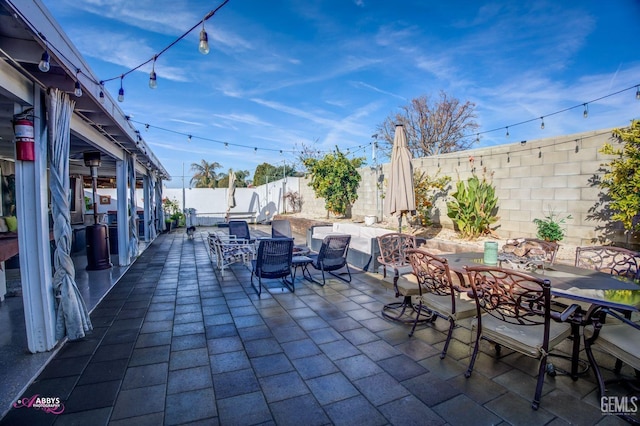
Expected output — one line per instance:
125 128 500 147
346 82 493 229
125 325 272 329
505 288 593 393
0 0 169 180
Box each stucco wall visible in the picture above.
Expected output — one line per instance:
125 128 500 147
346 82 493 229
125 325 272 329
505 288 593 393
298 127 638 247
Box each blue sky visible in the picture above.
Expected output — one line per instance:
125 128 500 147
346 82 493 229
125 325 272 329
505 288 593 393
41 0 640 187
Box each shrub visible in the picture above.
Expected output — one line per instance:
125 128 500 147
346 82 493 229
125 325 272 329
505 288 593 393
533 209 572 242
412 170 451 226
446 161 498 239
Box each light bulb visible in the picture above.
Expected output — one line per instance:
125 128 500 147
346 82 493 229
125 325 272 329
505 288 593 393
38 51 50 72
583 104 588 118
636 86 640 100
199 28 210 54
505 127 510 138
74 80 83 97
149 70 157 89
99 90 104 104
118 76 125 102
540 118 545 130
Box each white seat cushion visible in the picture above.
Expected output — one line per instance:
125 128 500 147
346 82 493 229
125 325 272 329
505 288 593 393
473 315 572 358
592 323 640 371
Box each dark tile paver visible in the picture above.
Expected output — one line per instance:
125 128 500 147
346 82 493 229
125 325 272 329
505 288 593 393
165 388 217 425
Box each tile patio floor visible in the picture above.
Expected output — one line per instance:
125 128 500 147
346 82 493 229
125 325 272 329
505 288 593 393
0 227 633 425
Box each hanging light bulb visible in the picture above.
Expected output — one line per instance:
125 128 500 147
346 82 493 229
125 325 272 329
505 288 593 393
636 86 640 100
38 50 50 72
74 69 83 97
99 90 104 104
198 22 210 54
475 133 479 143
505 126 510 138
118 76 125 102
74 81 83 97
540 117 545 130
188 135 192 143
583 103 588 118
149 56 157 89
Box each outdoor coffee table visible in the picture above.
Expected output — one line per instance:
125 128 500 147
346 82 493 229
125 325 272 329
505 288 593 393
292 255 313 284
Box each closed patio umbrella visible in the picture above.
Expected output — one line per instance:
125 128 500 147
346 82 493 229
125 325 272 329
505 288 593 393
226 169 236 221
384 124 416 233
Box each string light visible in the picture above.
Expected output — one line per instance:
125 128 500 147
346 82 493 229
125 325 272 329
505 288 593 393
540 117 545 130
98 81 105 104
38 50 50 72
476 133 480 143
538 147 542 158
187 135 192 143
636 86 640 100
118 75 124 102
198 22 210 55
74 69 82 97
583 103 589 118
505 126 510 138
575 139 580 153
149 56 157 89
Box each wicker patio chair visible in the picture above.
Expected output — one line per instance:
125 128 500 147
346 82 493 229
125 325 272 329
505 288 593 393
271 219 293 239
251 238 294 296
308 234 352 286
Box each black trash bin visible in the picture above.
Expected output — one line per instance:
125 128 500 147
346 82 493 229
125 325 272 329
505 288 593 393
86 224 112 270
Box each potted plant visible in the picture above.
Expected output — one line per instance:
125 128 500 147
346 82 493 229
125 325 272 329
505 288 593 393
533 210 572 242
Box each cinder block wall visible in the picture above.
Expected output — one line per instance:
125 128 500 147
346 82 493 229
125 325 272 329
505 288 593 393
298 127 639 247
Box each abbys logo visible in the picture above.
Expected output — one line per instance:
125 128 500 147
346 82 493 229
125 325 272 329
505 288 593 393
13 395 65 414
601 396 638 416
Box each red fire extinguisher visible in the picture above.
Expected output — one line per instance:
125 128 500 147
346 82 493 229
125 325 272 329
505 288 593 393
13 109 35 161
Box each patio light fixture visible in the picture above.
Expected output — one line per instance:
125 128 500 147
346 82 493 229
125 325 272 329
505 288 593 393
583 103 589 118
149 56 157 89
38 50 50 72
118 75 125 102
540 117 545 129
74 69 83 97
98 81 105 104
636 86 640 100
198 22 210 54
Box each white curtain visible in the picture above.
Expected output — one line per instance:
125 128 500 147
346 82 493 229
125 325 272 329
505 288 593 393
48 88 92 340
156 177 164 231
149 173 157 239
128 154 139 258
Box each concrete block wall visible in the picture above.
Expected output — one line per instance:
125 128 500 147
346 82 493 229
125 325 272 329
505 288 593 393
298 127 639 247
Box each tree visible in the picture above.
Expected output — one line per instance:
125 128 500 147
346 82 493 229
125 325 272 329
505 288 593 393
598 119 640 238
303 147 365 217
217 169 250 188
376 91 479 159
190 160 221 188
253 163 296 186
